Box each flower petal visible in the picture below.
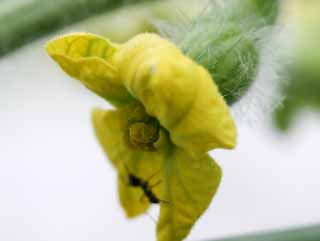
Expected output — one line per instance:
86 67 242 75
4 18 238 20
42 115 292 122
91 108 165 217
157 148 222 241
91 108 125 168
47 33 134 106
118 174 150 218
113 34 237 157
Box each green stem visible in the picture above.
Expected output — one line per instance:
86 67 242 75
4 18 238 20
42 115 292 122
205 224 320 241
0 0 149 57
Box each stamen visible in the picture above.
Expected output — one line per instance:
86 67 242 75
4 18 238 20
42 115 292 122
129 121 159 150
123 103 161 151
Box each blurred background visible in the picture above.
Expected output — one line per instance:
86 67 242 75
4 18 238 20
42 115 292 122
0 0 320 241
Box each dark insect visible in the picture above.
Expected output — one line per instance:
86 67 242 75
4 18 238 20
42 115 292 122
128 172 161 204
124 165 168 204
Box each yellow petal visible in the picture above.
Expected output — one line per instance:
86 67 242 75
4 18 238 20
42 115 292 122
46 33 134 106
91 108 165 217
91 108 125 167
157 149 222 241
113 33 237 157
118 174 150 218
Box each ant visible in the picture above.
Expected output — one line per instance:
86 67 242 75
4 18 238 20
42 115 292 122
123 165 169 204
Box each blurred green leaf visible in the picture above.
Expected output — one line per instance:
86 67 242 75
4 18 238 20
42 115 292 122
77 0 206 43
274 0 320 131
275 66 320 131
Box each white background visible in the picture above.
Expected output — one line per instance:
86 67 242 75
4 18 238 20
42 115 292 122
1 34 320 241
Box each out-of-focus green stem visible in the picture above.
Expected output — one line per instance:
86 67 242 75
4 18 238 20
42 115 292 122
75 0 205 43
205 224 320 241
0 0 149 57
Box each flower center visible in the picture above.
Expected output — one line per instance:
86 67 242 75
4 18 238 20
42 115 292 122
127 105 160 151
129 122 159 147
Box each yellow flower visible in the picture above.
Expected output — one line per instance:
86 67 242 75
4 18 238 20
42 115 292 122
47 33 237 241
